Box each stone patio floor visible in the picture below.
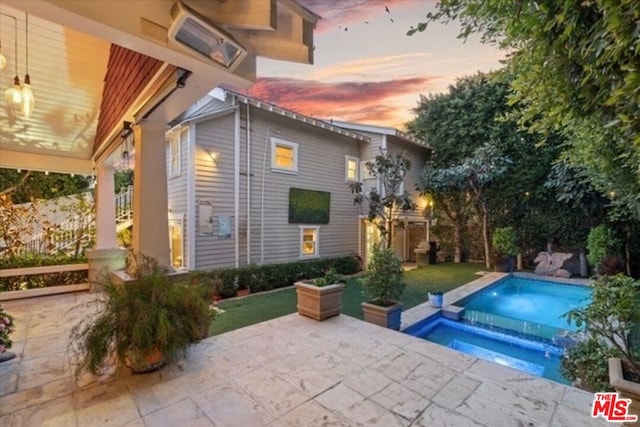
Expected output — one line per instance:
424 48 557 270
0 292 606 426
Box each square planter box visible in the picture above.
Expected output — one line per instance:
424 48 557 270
294 281 345 321
361 301 403 330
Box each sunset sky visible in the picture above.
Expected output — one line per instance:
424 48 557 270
248 0 505 130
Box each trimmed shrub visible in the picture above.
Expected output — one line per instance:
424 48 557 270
0 253 88 292
198 255 360 296
586 225 620 275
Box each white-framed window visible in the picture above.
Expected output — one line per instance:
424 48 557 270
360 160 375 180
299 226 320 258
169 215 185 269
168 133 182 177
345 155 359 182
271 137 298 174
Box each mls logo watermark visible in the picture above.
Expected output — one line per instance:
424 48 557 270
592 392 638 423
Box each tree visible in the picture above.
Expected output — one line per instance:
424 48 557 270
0 169 91 204
350 149 416 248
409 73 514 263
409 0 640 218
420 144 510 267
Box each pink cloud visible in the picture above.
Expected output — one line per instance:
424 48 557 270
247 76 437 126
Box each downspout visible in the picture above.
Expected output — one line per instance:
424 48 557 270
187 123 196 270
233 95 240 268
246 104 251 264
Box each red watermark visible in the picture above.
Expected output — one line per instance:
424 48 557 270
592 392 638 423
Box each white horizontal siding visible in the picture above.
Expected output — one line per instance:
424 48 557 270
194 114 237 270
247 110 361 265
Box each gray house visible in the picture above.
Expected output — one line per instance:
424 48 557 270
165 89 430 271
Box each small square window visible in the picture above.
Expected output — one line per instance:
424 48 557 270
345 156 359 182
300 226 319 258
271 138 298 173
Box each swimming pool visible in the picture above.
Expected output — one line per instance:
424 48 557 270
404 276 592 384
460 277 591 332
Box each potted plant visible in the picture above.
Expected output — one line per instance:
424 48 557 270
294 268 345 321
492 226 519 272
0 305 16 363
562 273 640 418
428 290 444 308
359 244 405 330
69 254 214 377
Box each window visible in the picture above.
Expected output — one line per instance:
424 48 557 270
271 138 298 173
360 160 374 180
345 155 359 182
169 216 184 269
169 134 181 176
300 226 320 258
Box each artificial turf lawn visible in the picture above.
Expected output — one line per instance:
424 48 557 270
208 262 487 336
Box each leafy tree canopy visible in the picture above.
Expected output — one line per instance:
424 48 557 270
409 0 640 218
0 169 91 204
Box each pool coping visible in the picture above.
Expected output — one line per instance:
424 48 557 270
400 271 592 332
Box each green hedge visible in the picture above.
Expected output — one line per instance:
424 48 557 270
0 253 88 292
199 256 360 296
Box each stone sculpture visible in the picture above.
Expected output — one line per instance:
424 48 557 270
533 252 574 277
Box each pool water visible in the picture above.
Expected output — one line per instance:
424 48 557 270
461 277 591 331
405 277 592 384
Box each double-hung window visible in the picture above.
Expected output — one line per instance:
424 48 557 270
168 133 182 177
300 226 320 258
345 155 359 182
271 138 298 173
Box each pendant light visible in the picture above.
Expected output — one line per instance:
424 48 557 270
21 13 35 118
4 13 21 107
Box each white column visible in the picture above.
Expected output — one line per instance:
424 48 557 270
94 163 118 249
87 162 126 288
132 120 171 268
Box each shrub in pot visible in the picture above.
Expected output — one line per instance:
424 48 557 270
562 273 639 419
295 268 345 321
492 227 519 272
69 254 214 377
359 244 405 330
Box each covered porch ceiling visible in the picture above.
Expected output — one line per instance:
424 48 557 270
0 0 318 175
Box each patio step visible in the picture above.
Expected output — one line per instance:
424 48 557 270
449 339 545 377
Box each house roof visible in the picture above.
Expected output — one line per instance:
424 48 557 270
328 120 430 150
230 91 370 142
177 89 371 143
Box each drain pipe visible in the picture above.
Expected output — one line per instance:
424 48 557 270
246 104 251 264
233 95 240 268
260 127 279 263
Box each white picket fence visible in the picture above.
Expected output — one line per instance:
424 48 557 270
16 185 133 256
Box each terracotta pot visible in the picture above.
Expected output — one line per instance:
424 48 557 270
609 358 640 426
294 281 345 321
361 301 403 330
124 348 166 374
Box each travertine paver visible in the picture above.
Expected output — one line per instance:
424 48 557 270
0 291 608 426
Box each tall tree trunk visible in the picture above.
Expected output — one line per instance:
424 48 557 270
454 221 462 263
480 202 490 269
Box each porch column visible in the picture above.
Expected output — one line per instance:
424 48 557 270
86 163 126 288
132 120 171 268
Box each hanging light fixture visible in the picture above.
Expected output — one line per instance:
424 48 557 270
3 13 21 107
21 13 35 118
0 41 6 70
